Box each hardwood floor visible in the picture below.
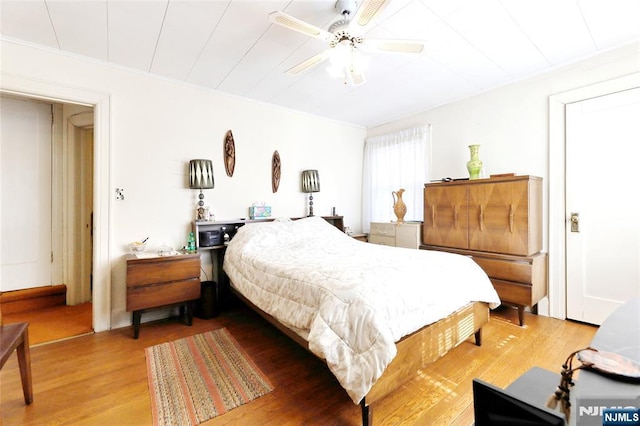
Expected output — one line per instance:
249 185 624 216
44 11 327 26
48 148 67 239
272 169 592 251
0 302 596 425
2 303 93 346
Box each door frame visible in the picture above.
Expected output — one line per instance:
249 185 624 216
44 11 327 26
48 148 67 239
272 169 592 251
548 72 640 320
64 109 94 306
1 73 112 332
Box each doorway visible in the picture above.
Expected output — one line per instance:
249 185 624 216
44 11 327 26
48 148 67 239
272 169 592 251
0 95 94 340
1 75 111 332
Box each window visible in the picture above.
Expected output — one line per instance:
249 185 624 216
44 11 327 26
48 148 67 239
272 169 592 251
362 125 430 233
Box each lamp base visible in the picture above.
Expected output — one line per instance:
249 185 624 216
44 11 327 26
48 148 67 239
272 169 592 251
307 194 314 217
196 189 209 221
196 206 207 221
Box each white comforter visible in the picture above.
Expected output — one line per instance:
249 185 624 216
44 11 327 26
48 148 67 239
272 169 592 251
223 217 500 404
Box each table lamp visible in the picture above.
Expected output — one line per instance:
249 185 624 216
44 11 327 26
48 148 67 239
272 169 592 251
301 169 320 216
189 159 214 220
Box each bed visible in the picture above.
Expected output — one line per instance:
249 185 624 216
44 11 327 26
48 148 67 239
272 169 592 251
223 216 501 425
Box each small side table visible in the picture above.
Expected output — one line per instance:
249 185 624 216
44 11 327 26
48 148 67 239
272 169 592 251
126 253 201 339
350 233 368 242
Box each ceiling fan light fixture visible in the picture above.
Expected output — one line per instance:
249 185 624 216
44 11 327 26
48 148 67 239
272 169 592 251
326 42 368 85
351 49 369 71
328 41 353 67
326 64 345 79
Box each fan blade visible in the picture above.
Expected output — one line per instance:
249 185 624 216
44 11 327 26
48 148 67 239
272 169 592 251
269 11 333 41
352 0 391 27
286 51 330 75
367 39 425 53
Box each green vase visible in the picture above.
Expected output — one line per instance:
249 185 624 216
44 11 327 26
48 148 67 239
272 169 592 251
466 144 483 180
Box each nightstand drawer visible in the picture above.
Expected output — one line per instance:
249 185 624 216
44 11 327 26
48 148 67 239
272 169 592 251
370 222 395 237
127 255 200 288
126 279 200 311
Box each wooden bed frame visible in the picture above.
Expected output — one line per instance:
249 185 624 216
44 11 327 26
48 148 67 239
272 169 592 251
230 286 489 425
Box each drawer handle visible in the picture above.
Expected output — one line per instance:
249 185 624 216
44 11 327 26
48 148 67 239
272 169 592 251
479 205 484 231
509 204 514 233
454 205 459 229
431 206 436 228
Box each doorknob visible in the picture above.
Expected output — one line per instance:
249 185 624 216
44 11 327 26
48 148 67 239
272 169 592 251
570 212 580 232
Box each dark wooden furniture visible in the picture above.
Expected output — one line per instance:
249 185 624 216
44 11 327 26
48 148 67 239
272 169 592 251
421 175 546 325
125 253 201 339
0 317 33 405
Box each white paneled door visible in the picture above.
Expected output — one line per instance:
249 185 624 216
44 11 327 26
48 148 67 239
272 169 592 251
565 87 640 325
0 97 52 291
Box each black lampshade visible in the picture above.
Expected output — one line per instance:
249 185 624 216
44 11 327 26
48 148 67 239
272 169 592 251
189 159 214 190
301 169 320 193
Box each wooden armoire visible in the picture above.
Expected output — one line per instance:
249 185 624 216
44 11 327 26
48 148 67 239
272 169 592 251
421 175 546 325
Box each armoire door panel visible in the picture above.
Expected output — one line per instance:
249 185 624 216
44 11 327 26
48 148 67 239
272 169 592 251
468 181 531 255
423 185 468 248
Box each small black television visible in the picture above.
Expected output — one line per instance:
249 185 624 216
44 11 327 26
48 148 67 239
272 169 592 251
473 378 566 426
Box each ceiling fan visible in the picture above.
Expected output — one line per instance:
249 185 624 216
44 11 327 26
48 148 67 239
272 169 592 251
269 0 425 86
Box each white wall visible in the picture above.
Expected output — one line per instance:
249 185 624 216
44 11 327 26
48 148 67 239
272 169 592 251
1 40 366 328
368 42 640 315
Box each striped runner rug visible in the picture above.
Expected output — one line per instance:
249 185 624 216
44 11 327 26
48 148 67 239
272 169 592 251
145 328 273 426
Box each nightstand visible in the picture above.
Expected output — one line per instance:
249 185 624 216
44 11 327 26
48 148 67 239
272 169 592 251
126 253 201 339
350 233 368 242
369 222 422 248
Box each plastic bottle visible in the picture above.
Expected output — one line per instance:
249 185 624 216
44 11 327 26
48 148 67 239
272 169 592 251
188 232 196 252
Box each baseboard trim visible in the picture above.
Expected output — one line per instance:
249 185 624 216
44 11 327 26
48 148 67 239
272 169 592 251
0 284 67 314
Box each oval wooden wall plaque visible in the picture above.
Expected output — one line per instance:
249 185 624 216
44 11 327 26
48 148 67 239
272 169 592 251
224 130 235 177
272 150 281 193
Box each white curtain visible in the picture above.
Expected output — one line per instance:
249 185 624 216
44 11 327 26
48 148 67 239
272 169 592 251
362 125 430 233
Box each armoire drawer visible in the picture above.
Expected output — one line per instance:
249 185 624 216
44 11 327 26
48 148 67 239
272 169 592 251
471 254 541 284
490 279 532 306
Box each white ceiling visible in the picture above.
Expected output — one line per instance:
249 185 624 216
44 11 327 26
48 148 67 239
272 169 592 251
1 0 639 127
